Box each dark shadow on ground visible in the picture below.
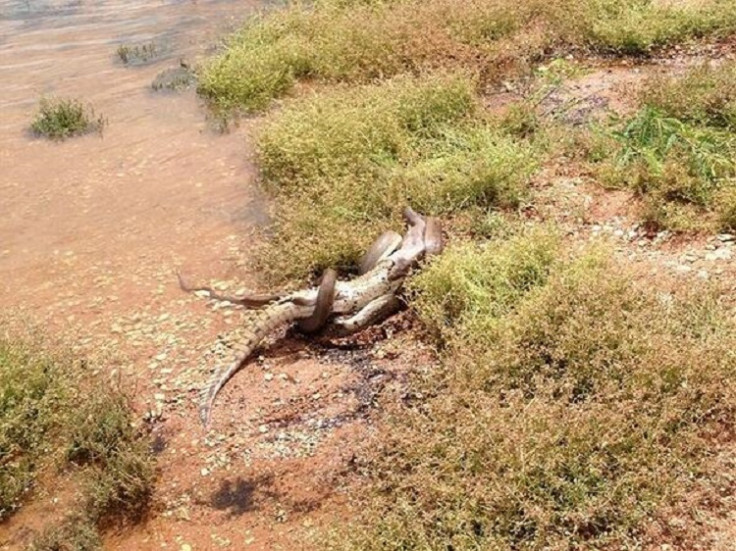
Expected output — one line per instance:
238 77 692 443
210 474 274 517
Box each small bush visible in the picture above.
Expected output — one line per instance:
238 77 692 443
116 42 161 66
0 339 73 518
337 241 736 550
30 97 105 140
716 185 736 230
0 329 155 544
594 106 736 230
151 66 195 92
68 392 155 522
27 515 101 551
407 228 560 342
255 74 537 281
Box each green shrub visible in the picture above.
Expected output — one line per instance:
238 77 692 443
68 392 155 522
0 329 155 544
0 339 72 518
30 97 105 140
407 228 560 341
595 106 736 230
255 74 537 281
338 242 736 550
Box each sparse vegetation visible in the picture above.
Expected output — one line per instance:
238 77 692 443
255 73 537 281
592 64 736 231
335 237 736 550
198 0 736 113
641 61 736 129
30 97 106 140
28 515 101 551
152 66 196 92
117 41 161 66
0 330 155 545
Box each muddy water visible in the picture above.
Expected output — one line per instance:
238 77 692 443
0 6 348 550
0 0 268 316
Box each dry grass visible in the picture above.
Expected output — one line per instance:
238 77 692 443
334 236 736 550
198 0 736 113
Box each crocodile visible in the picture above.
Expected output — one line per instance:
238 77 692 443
190 208 443 427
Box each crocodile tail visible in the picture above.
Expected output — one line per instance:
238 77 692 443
199 302 299 428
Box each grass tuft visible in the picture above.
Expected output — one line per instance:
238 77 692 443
30 97 106 141
116 42 161 66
